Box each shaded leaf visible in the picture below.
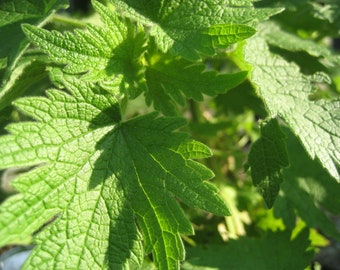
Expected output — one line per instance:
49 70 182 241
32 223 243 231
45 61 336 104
245 34 340 181
0 78 229 269
0 0 68 108
248 118 289 208
274 127 340 240
145 53 247 115
0 55 50 110
260 21 340 65
182 229 313 270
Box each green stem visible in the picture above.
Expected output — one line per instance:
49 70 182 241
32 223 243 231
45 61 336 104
51 14 87 28
188 99 202 123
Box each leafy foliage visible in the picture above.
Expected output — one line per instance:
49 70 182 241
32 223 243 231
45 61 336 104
109 0 279 60
21 1 251 114
0 0 68 66
0 0 69 109
245 33 340 181
22 1 147 96
248 118 289 208
144 53 247 115
0 0 339 269
275 127 340 240
0 78 229 269
259 21 340 65
182 229 313 270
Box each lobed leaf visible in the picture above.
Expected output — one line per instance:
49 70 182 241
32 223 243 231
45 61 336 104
109 0 282 60
22 1 147 96
0 78 229 269
245 34 340 181
145 53 247 115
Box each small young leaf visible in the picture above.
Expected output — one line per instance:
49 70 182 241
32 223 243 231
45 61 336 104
245 34 340 181
110 0 282 60
248 118 289 208
203 24 256 49
0 78 229 269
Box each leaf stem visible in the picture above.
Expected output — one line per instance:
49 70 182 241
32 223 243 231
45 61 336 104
188 99 202 123
51 14 87 28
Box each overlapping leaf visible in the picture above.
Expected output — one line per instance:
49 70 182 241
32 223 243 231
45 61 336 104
182 229 313 270
22 1 147 97
110 0 282 60
245 34 340 181
0 0 68 108
262 0 340 37
0 0 68 64
145 53 247 115
274 128 340 240
0 78 229 269
0 55 50 110
311 0 340 30
248 118 289 208
260 21 340 65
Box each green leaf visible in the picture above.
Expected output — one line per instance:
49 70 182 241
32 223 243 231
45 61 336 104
22 1 147 97
182 229 313 270
0 55 50 110
215 80 268 118
274 127 340 240
263 1 339 38
109 0 282 60
245 34 340 181
145 53 247 115
248 118 289 208
0 0 68 62
0 78 229 269
0 0 68 107
310 0 340 29
260 21 340 65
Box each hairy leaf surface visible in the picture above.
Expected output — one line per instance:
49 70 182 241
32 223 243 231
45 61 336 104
110 0 281 60
0 78 229 269
245 35 340 181
274 128 340 240
22 1 147 96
